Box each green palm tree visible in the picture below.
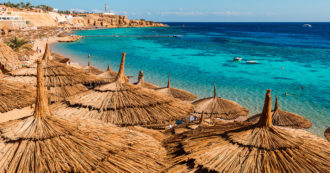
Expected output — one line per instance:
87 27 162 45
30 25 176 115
7 37 32 52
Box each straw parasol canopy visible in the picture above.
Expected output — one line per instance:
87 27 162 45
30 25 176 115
165 90 330 172
83 54 104 75
192 84 249 120
246 96 312 129
4 44 105 103
134 70 159 89
0 79 35 113
155 74 197 101
0 42 22 74
98 64 119 83
51 53 194 127
325 127 330 141
0 60 167 172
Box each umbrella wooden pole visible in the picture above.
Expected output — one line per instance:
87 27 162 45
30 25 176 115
138 70 144 82
42 43 50 61
274 96 279 111
115 52 126 82
200 111 205 125
214 83 216 98
167 73 171 88
34 60 50 118
88 54 91 66
257 89 272 127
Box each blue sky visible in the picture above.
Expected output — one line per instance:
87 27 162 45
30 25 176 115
4 0 330 22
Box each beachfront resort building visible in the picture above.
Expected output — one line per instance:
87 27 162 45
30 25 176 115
0 15 27 30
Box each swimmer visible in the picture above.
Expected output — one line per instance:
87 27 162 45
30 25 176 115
284 92 288 96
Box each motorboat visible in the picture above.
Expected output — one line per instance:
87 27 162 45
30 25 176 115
246 61 258 64
233 57 242 61
303 24 312 28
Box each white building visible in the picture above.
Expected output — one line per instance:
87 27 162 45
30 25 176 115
103 3 114 15
0 15 27 29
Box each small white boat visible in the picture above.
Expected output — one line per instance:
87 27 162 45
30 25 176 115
303 24 312 28
233 57 242 61
246 61 258 64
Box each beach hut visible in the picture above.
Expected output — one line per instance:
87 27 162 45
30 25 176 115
83 54 104 75
0 79 35 113
165 90 330 172
134 70 159 89
0 42 22 74
51 53 194 127
156 74 197 101
325 127 330 141
192 84 249 120
4 44 105 103
246 96 312 129
0 60 167 172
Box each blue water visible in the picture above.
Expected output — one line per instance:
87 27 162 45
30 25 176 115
52 22 330 136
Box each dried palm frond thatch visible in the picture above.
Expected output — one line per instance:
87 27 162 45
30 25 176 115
0 42 22 74
325 127 330 141
156 74 197 101
165 90 330 173
0 79 35 113
0 60 167 172
134 70 159 89
3 44 105 102
84 65 104 75
98 64 119 83
246 96 312 129
192 84 249 120
51 53 194 127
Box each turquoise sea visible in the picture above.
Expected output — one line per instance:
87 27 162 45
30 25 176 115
52 22 330 136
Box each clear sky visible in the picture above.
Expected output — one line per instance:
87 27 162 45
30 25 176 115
4 0 330 22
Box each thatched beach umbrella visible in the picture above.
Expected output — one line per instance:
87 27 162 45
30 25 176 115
51 53 194 127
83 54 104 75
134 70 159 89
98 64 119 83
192 84 249 120
325 127 330 141
0 42 22 74
246 96 312 129
156 74 197 101
0 79 35 113
0 60 167 172
165 90 330 172
4 44 105 103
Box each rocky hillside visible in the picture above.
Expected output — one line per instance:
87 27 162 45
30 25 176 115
71 14 167 28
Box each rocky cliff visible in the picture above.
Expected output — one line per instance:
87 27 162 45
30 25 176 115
71 14 167 28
